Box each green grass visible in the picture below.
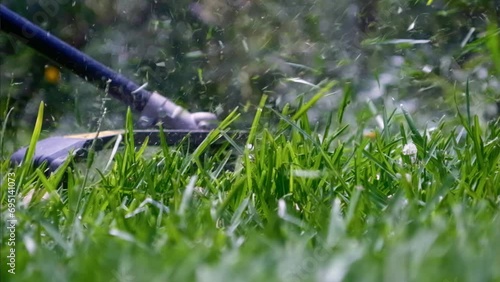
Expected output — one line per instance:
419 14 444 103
1 84 500 282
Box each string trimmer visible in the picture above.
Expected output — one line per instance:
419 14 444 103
1 4 247 171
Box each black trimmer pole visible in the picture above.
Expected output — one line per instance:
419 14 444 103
0 4 217 129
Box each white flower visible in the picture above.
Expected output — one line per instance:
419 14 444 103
402 142 418 163
402 142 417 156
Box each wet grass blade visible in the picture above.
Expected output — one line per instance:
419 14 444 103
292 80 336 121
22 102 44 167
338 82 352 124
0 107 14 160
402 106 424 147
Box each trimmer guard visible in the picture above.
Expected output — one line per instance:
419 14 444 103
10 130 247 172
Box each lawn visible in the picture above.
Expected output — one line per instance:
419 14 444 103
1 83 499 281
1 2 500 281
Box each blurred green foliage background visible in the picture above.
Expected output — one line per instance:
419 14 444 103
1 0 499 149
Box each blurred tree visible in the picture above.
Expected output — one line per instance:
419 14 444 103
1 1 95 131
